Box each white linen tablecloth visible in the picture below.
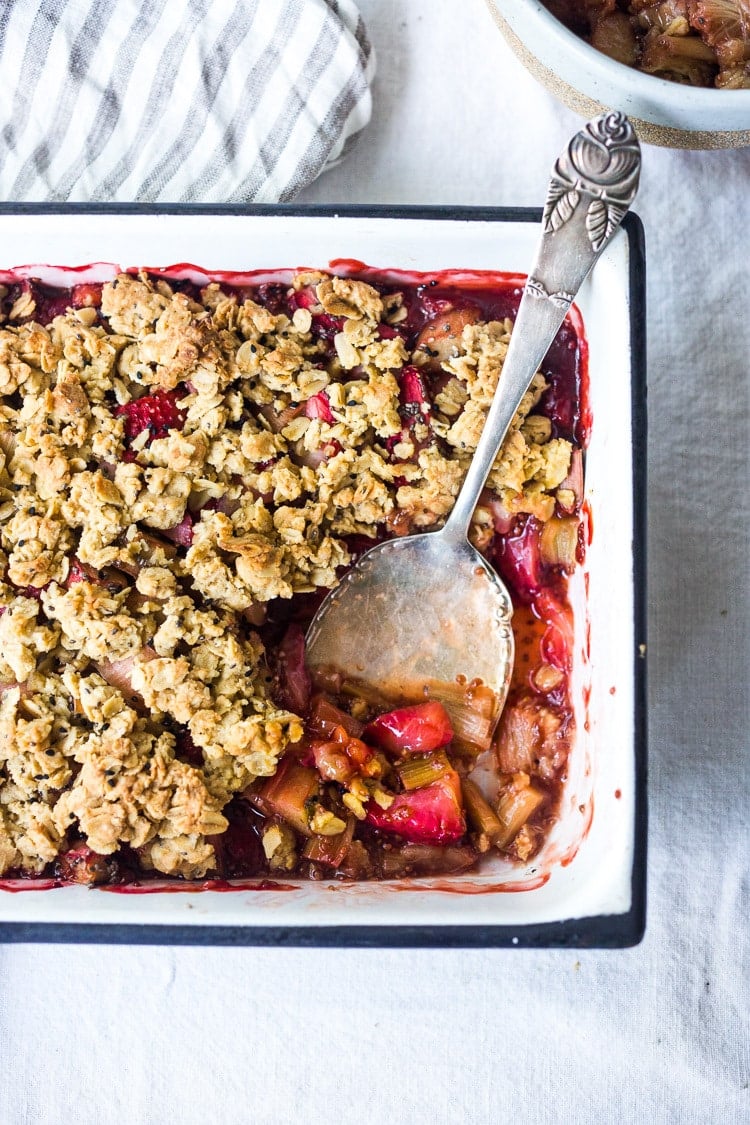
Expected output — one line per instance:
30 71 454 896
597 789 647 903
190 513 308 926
1 2 748 1122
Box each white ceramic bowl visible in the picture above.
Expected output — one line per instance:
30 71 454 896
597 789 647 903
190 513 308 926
0 205 647 947
487 0 750 149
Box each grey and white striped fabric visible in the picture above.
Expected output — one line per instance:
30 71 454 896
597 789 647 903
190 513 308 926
0 0 374 202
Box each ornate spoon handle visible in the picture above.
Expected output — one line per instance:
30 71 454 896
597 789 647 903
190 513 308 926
442 111 641 544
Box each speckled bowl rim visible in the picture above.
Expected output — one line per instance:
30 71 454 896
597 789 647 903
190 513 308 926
485 0 750 149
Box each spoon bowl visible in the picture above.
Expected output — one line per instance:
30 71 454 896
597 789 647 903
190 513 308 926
305 528 515 738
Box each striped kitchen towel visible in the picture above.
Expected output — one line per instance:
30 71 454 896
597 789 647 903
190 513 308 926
0 0 374 202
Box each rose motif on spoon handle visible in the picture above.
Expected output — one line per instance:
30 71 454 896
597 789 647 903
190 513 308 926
542 111 641 251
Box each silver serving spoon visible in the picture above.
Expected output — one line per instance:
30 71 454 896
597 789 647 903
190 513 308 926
306 112 640 739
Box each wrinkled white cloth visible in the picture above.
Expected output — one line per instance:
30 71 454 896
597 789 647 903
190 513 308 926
0 2 748 1124
0 0 373 201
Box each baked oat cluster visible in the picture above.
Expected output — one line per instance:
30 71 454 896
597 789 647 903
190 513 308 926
0 270 573 880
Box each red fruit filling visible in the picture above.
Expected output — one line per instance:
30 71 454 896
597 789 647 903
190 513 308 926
492 515 546 604
71 282 103 308
115 388 187 446
56 843 116 886
311 313 344 340
161 511 194 547
364 701 453 756
365 770 466 846
276 624 312 715
304 391 335 423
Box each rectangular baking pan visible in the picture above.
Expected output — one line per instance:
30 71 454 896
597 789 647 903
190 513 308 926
0 205 646 947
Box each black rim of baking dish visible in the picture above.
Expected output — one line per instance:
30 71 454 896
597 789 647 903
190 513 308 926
0 204 647 949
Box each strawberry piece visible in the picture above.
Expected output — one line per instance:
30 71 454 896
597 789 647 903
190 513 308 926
399 365 428 406
364 701 453 756
115 388 186 445
56 843 116 885
161 511 194 547
418 293 461 320
65 557 96 585
70 282 103 308
386 366 433 461
311 313 344 340
304 391 335 424
365 770 466 845
289 286 319 311
276 624 311 714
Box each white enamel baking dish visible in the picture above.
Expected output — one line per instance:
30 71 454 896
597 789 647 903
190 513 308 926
0 206 647 947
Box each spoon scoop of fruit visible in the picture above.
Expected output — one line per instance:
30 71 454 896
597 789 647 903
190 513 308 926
306 112 640 743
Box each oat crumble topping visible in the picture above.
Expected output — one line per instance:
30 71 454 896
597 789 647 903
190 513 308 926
0 270 574 880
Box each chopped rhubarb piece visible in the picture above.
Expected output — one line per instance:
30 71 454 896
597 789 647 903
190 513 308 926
483 492 515 535
70 282 103 308
276 624 312 714
304 391 335 423
495 775 545 850
495 692 568 781
365 769 466 845
380 842 477 877
96 647 157 699
364 701 453 756
161 511 194 547
540 516 579 571
309 695 364 740
115 388 186 445
396 750 452 791
63 557 128 593
302 817 355 869
534 589 575 673
428 681 499 755
256 757 319 836
492 515 545 604
462 778 503 843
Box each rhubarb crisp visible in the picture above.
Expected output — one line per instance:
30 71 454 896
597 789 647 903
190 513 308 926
0 268 588 885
